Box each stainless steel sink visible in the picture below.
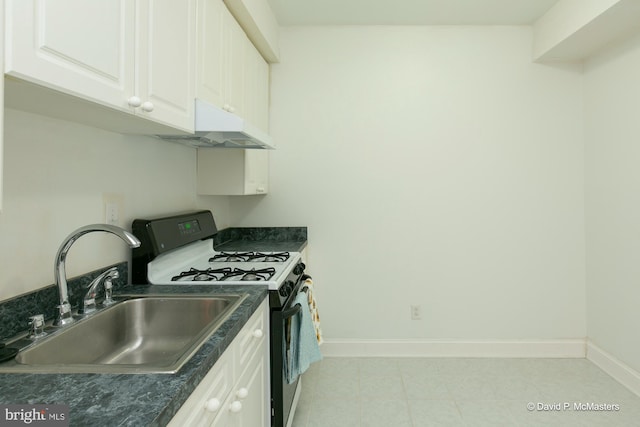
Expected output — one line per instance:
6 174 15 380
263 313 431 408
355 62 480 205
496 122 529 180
0 294 246 374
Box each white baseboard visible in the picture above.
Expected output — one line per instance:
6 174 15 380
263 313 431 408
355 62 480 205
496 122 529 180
320 338 586 358
587 340 640 397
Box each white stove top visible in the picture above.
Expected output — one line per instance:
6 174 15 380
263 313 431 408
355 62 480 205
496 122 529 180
146 239 301 291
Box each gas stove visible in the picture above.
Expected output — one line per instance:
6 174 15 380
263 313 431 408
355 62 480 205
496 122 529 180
131 212 302 291
141 238 301 290
130 210 309 427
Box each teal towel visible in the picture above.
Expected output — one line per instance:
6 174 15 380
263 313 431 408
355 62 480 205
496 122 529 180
285 292 322 384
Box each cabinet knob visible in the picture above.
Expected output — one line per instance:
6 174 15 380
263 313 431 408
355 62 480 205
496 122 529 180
141 101 155 112
127 96 142 107
252 329 263 339
256 187 266 194
222 104 236 113
229 400 242 413
205 398 221 412
236 387 249 399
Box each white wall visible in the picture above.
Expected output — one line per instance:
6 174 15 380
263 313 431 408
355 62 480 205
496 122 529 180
584 32 640 372
227 26 587 341
0 109 231 302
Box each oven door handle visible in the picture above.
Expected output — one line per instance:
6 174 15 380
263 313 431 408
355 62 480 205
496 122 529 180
281 303 301 320
279 272 312 320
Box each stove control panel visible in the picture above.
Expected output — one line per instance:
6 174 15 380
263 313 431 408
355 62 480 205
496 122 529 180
178 219 201 236
131 210 218 284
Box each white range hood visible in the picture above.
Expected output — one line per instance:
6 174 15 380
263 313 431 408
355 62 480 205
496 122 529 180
158 99 274 149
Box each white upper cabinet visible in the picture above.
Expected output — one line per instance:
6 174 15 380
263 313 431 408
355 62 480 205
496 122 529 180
4 0 196 133
5 0 135 109
197 0 225 108
225 8 248 119
196 0 269 133
244 43 269 132
195 0 271 196
197 149 268 195
135 0 197 132
244 150 269 195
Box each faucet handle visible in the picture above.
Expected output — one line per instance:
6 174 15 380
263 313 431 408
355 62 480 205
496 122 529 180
81 267 120 315
102 277 116 306
28 314 47 339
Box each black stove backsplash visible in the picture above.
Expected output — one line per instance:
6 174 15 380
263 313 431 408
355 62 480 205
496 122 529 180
0 262 127 342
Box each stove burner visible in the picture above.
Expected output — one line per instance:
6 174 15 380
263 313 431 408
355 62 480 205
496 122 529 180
247 252 290 263
223 268 276 282
171 267 232 282
209 251 290 263
209 251 254 262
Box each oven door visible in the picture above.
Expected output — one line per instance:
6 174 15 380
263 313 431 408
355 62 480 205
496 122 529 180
270 274 309 427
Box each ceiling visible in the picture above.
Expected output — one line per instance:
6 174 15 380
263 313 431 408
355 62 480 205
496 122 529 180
266 0 560 26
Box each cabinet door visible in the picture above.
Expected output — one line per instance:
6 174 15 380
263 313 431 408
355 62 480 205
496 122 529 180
244 45 270 132
196 0 225 108
5 0 135 110
170 300 269 427
223 6 247 117
234 345 268 427
197 149 268 195
244 151 269 195
136 0 196 132
167 349 234 427
255 54 270 132
211 404 234 427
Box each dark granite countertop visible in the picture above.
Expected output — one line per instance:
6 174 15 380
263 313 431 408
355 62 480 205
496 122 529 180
216 239 306 252
0 226 308 426
0 285 268 427
213 227 307 253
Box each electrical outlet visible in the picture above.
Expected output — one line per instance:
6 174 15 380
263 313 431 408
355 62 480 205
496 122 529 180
105 202 119 226
411 305 422 320
102 193 124 226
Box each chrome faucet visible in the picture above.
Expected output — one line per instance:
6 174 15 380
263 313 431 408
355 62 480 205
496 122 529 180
54 224 141 326
78 266 120 315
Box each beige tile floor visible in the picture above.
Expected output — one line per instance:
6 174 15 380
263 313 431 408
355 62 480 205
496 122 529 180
291 357 640 427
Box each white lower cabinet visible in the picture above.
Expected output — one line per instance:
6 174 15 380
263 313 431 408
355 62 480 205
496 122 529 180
233 348 267 427
169 299 269 427
213 347 266 427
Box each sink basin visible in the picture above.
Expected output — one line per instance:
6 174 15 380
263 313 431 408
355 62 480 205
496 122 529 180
0 294 246 374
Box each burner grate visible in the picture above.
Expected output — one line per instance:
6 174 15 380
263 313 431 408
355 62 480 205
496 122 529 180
171 267 232 282
170 266 277 282
223 267 276 282
209 251 290 263
247 252 290 262
208 251 254 262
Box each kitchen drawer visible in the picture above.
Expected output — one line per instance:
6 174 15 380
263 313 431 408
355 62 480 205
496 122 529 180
235 301 267 374
167 347 233 427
